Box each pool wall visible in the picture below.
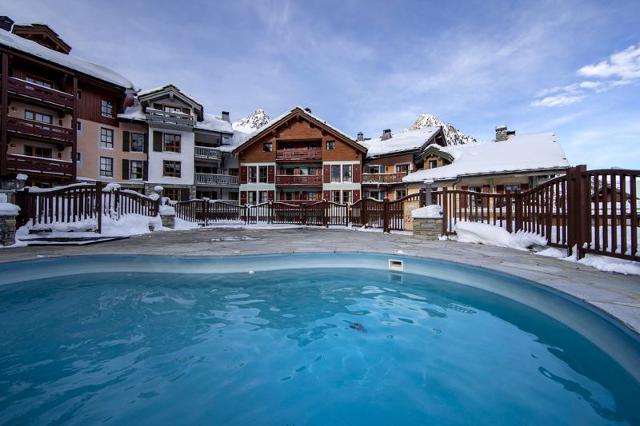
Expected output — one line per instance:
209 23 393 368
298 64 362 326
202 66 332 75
1 252 639 382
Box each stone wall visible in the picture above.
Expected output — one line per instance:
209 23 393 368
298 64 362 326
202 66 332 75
413 217 442 240
0 215 17 246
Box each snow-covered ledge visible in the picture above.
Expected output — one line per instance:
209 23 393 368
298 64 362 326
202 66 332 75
159 204 176 229
411 205 443 240
0 201 20 246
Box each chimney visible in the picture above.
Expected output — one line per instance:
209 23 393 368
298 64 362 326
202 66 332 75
495 125 516 142
0 16 14 32
221 111 230 122
381 129 392 140
304 107 312 114
356 132 364 142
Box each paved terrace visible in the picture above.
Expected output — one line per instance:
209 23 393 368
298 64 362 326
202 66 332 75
1 226 639 334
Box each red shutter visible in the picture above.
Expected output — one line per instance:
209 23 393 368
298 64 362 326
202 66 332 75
268 190 274 201
323 165 331 183
353 164 361 183
267 165 275 183
323 190 330 200
240 166 247 184
240 191 247 204
353 190 361 202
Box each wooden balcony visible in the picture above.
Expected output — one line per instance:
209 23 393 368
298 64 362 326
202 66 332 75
276 147 322 161
276 175 323 186
6 76 74 110
7 116 74 145
6 154 74 179
194 145 222 161
195 173 239 186
362 172 407 184
146 108 195 128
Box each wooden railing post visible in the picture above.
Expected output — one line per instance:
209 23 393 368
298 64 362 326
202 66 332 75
574 165 588 259
383 198 390 233
322 200 327 227
505 191 513 233
514 192 523 232
95 181 103 234
441 187 448 235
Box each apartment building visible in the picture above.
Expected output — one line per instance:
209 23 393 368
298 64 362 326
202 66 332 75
233 106 367 204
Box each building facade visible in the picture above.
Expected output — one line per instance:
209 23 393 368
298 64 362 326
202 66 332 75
233 107 367 204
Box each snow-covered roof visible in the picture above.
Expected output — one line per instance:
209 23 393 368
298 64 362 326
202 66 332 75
361 127 441 158
0 29 134 89
195 113 233 134
117 99 146 122
403 132 569 183
218 131 251 153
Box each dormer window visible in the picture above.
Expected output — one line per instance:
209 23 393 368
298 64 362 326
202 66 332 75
429 160 438 169
101 99 113 118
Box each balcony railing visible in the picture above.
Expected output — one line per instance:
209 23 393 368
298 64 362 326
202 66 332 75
146 108 195 128
7 116 74 145
195 173 239 186
6 154 74 178
362 172 407 184
7 76 74 109
276 147 322 161
194 145 222 161
276 175 323 186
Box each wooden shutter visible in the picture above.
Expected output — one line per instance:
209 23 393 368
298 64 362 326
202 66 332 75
153 131 163 152
267 165 275 183
240 191 247 204
143 133 149 153
143 161 148 180
352 163 361 183
122 131 130 152
353 190 361 202
122 159 130 179
240 166 248 184
323 190 330 200
323 165 331 183
268 190 274 201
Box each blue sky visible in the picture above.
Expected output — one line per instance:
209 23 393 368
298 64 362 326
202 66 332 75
5 0 640 168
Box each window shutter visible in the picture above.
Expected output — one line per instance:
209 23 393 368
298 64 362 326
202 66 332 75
122 159 130 180
153 131 163 152
353 190 361 202
323 165 330 183
143 133 149 153
240 191 247 205
323 190 330 200
268 190 274 201
240 166 247 184
353 164 361 183
143 161 148 181
123 131 130 152
267 165 275 183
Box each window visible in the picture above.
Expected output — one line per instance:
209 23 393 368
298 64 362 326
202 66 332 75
24 145 52 158
163 133 181 152
504 184 521 193
228 192 239 201
26 76 52 88
77 121 82 131
163 161 181 177
130 160 144 180
429 160 438 169
259 166 268 183
343 190 353 204
228 168 239 176
100 127 114 149
326 140 336 150
247 191 256 204
248 167 258 183
100 157 113 177
130 133 145 152
342 164 352 182
331 165 341 182
77 89 82 99
396 164 410 173
263 142 273 152
163 106 189 114
396 189 407 199
101 99 113 118
24 110 53 124
259 191 269 203
365 165 382 174
332 191 341 203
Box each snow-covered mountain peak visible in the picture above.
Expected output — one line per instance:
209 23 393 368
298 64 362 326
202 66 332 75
408 114 477 145
233 109 271 133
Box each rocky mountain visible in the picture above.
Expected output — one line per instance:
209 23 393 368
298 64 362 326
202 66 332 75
408 114 477 145
233 109 271 133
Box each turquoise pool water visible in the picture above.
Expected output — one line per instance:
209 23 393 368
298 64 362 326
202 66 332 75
0 255 639 425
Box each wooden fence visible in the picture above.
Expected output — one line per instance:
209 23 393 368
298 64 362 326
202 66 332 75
439 165 639 261
15 182 160 233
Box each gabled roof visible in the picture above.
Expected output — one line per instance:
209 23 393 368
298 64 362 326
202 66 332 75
195 113 233 134
361 127 444 158
419 144 454 163
138 84 203 121
232 106 367 154
404 132 570 183
12 23 72 54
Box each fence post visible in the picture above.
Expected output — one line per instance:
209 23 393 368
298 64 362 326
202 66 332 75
514 192 523 232
322 200 327 227
572 165 588 259
95 181 103 233
441 187 448 235
505 191 513 233
302 204 307 225
383 198 390 233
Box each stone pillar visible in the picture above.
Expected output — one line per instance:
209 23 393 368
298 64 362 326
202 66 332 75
159 204 176 229
413 217 443 240
0 202 19 246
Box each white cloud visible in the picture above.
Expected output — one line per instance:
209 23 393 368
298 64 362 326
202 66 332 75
531 94 584 107
578 44 640 80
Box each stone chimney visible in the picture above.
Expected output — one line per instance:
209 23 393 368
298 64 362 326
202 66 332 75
381 129 392 140
221 111 230 122
495 125 516 142
304 107 312 114
356 132 364 142
0 16 14 32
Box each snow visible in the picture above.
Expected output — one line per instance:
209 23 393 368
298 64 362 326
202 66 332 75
18 213 163 238
537 247 640 276
195 113 233 133
0 202 20 216
360 127 441 157
117 99 146 121
232 109 271 133
104 182 121 192
409 114 477 145
0 30 134 89
454 221 547 250
154 185 164 193
404 132 569 183
159 205 176 215
411 205 442 218
16 174 28 181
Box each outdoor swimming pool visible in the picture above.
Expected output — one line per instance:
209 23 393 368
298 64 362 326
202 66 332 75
0 254 638 425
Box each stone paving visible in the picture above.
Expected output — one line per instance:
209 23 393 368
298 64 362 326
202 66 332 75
1 226 639 334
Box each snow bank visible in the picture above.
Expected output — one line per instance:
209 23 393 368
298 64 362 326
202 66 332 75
537 247 640 276
0 202 20 216
455 221 547 250
412 205 442 218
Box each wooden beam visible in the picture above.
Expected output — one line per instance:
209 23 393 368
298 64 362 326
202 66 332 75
71 75 78 181
1 52 8 178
